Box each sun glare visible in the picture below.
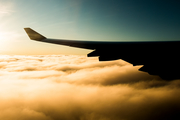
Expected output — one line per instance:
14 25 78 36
0 29 12 54
0 32 5 40
0 31 8 41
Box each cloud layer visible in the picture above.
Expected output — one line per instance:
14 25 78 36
0 55 180 120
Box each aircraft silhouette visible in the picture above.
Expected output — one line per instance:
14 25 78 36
24 28 180 80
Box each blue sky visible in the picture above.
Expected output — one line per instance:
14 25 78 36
0 0 180 55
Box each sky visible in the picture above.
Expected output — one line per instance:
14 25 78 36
0 0 180 55
1 1 180 119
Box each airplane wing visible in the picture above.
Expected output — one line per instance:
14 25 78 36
24 28 180 80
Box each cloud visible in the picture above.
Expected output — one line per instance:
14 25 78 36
0 55 180 120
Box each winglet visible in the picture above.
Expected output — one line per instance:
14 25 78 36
24 28 46 41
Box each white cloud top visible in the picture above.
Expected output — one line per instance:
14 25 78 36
0 55 179 120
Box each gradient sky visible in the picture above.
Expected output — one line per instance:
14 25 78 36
0 0 180 55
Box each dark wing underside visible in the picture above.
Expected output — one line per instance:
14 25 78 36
24 28 180 80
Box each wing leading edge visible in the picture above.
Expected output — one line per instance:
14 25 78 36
24 28 116 50
24 28 180 80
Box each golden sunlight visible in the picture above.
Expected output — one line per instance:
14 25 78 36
0 32 5 40
0 30 12 54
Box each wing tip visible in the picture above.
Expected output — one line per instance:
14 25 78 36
24 27 46 41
